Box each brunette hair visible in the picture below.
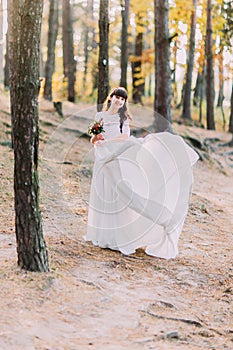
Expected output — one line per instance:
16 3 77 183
103 87 132 133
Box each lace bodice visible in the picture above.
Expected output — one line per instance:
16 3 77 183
94 111 130 140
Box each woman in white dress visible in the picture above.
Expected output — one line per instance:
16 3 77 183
85 87 199 259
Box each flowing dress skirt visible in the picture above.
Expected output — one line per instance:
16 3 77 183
85 132 199 259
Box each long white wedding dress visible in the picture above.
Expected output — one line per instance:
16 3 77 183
84 111 199 259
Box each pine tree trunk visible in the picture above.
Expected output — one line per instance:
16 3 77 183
176 81 185 109
193 71 201 106
4 32 9 89
0 0 3 86
120 0 129 89
89 1 98 97
199 65 206 125
181 0 197 120
171 41 178 107
229 83 233 134
43 0 59 101
8 0 49 272
148 74 152 97
62 0 76 102
132 24 144 105
217 47 224 108
154 0 172 127
83 0 94 89
206 0 215 130
97 0 109 110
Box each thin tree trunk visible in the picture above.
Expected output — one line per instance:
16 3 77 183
193 71 201 106
181 0 197 120
97 0 109 110
217 46 226 129
44 0 59 101
199 65 205 125
229 82 233 135
176 81 185 109
4 32 9 89
62 0 76 102
148 74 152 97
83 0 94 89
154 0 172 128
90 2 98 97
132 28 144 105
132 14 145 105
171 41 178 107
206 0 215 130
217 46 224 108
120 0 129 89
0 0 3 86
8 0 49 272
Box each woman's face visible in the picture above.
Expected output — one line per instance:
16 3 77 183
110 94 125 109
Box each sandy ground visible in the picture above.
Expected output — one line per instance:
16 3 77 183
0 94 232 350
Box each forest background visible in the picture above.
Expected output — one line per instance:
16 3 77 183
0 0 233 130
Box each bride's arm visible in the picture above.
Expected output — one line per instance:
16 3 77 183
108 134 129 143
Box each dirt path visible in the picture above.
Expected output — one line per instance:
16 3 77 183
0 97 232 350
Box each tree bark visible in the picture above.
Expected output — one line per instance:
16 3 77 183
176 81 185 109
132 19 144 105
43 0 59 101
229 82 233 134
62 0 76 102
4 32 9 89
181 0 197 120
83 0 94 89
120 0 129 89
199 65 206 125
193 71 201 106
0 0 3 86
97 0 109 110
217 46 224 108
154 0 172 128
206 0 215 130
8 0 49 272
171 41 178 107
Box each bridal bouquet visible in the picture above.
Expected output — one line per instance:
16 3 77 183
88 118 105 136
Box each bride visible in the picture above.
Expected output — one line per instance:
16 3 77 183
84 87 199 259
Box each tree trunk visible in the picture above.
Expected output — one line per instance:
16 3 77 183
120 0 129 89
8 0 49 272
154 0 172 128
193 71 202 106
0 0 3 86
97 0 109 110
181 0 197 120
199 65 206 125
148 74 152 97
4 32 9 89
217 46 224 108
176 81 185 109
229 82 233 134
89 1 98 97
83 0 94 89
132 25 144 105
43 0 59 101
62 0 76 102
206 0 215 130
171 41 178 107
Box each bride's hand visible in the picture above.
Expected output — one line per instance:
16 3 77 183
91 133 105 144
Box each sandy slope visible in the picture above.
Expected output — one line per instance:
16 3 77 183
0 94 232 350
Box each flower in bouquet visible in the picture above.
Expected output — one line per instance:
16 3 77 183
88 119 105 136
